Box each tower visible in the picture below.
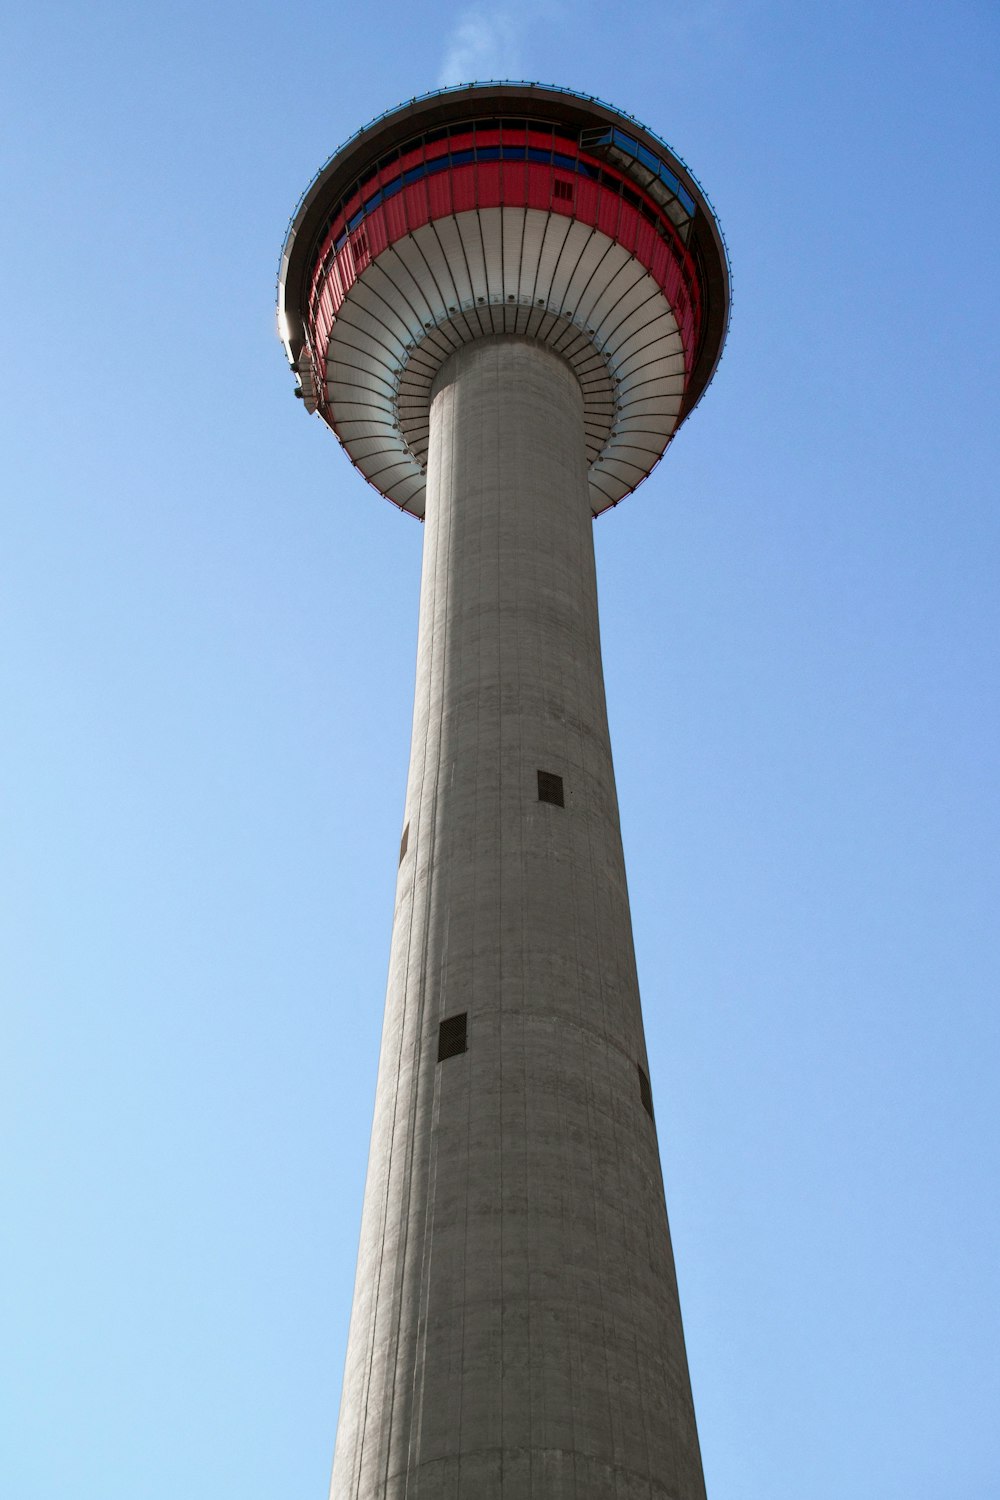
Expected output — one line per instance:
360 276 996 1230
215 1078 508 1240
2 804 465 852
278 83 730 1500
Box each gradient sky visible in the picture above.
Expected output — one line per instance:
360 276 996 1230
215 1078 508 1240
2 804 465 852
2 3 998 1498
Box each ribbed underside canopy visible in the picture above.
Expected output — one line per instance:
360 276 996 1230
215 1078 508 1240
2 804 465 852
311 206 686 517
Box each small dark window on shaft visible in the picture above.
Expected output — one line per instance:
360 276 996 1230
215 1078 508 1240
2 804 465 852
399 822 409 864
437 1012 468 1061
537 770 564 807
637 1064 654 1120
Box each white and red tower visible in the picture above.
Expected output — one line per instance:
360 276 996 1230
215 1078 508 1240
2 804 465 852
279 82 730 1500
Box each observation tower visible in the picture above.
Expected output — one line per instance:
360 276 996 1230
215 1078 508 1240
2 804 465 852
279 82 730 1500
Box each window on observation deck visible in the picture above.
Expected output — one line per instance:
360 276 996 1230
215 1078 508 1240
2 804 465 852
579 124 696 237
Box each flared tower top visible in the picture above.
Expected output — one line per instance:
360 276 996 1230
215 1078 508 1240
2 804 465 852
278 82 730 517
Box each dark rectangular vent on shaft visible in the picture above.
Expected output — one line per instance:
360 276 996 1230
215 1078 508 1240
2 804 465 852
553 177 574 201
638 1063 654 1120
399 822 409 864
537 770 564 807
437 1012 468 1061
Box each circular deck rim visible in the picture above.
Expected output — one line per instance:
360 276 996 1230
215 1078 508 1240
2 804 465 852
278 82 731 507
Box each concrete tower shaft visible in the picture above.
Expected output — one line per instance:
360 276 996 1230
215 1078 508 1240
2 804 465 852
278 81 731 1500
333 335 704 1499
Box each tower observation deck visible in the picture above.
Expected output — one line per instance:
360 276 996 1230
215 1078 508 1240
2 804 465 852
279 82 730 1500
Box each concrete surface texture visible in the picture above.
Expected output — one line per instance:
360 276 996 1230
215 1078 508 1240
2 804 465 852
330 335 705 1500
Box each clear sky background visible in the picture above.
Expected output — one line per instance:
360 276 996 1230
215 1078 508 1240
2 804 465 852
2 3 998 1497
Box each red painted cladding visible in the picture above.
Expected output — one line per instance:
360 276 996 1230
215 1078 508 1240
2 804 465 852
451 169 477 214
366 211 389 260
476 162 502 203
596 190 620 240
574 177 599 222
524 169 550 212
427 173 452 218
307 136 703 382
403 183 429 232
382 193 408 243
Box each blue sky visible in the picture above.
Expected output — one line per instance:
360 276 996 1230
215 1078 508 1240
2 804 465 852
2 3 998 1497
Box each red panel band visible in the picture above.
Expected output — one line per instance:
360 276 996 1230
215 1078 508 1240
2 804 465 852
306 137 701 384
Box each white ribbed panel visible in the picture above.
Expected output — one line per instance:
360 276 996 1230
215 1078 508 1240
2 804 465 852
322 208 684 517
330 337 705 1500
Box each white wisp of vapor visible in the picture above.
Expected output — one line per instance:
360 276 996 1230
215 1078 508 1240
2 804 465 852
437 7 522 85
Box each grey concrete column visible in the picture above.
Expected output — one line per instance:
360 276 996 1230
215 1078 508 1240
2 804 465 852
330 335 705 1500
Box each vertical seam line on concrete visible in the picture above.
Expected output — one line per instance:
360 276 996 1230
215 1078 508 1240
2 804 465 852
564 436 587 1500
405 372 459 1494
521 348 536 1488
454 357 474 1498
495 335 506 1496
414 369 461 1488
599 791 656 1492
570 422 594 1500
354 363 448 1500
577 518 627 1493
